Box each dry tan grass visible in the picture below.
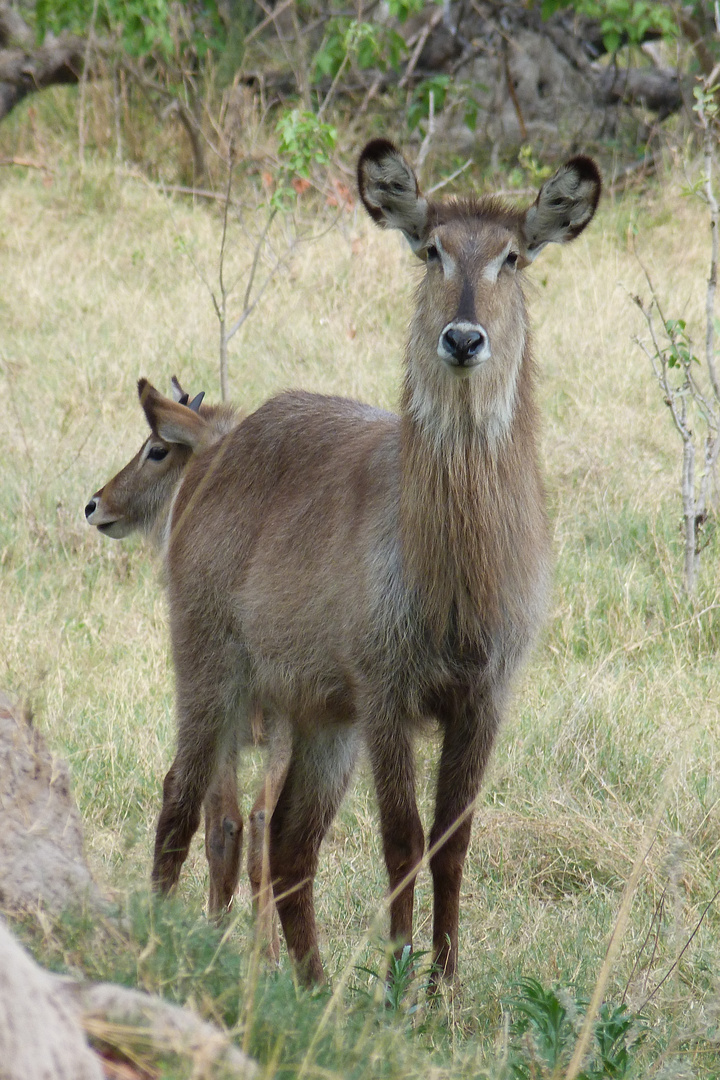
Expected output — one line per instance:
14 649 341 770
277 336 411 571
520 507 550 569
1 151 720 1072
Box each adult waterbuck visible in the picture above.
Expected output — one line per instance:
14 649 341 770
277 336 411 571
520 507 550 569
85 379 287 952
108 141 600 984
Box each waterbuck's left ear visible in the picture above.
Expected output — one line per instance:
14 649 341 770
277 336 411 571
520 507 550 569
522 156 602 261
357 139 429 255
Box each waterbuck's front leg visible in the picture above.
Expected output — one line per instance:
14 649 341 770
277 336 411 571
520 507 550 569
270 725 358 984
367 719 424 955
429 691 503 982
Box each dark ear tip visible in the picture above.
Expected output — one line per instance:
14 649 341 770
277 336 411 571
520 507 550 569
358 138 399 165
357 138 400 195
137 377 149 399
566 155 602 193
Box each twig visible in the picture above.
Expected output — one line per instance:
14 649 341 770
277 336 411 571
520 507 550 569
398 8 443 90
621 886 666 1005
244 0 296 45
317 50 350 120
147 183 227 202
502 36 527 142
697 89 720 402
77 0 100 170
640 885 720 1009
414 89 436 180
426 158 472 194
0 157 52 171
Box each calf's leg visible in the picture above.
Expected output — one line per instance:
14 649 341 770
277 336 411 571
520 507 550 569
247 742 289 962
152 692 232 897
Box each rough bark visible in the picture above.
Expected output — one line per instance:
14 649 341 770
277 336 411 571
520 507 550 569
0 919 259 1079
0 921 104 1080
0 692 102 915
595 62 683 118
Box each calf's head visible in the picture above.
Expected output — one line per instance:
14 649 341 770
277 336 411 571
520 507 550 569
85 378 209 539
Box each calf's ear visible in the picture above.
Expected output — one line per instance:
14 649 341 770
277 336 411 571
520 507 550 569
138 378 207 449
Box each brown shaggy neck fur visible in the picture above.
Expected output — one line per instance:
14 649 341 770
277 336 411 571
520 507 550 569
398 346 547 644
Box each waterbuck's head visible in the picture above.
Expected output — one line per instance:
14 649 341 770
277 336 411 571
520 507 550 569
357 140 601 439
85 377 212 539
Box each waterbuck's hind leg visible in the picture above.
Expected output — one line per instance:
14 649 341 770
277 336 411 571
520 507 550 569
428 691 503 984
270 725 358 985
204 730 243 919
247 739 290 963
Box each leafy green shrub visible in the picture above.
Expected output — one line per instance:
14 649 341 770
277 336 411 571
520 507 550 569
505 977 646 1079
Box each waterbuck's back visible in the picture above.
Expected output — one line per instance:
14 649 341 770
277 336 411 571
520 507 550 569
166 392 402 721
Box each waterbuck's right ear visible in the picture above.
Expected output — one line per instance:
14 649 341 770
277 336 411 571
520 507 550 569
357 139 429 254
522 156 602 261
138 378 207 449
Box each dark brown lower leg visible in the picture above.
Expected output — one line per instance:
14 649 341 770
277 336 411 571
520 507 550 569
152 759 205 894
204 735 243 918
152 723 223 897
429 698 500 982
270 727 356 984
428 814 473 980
369 725 423 952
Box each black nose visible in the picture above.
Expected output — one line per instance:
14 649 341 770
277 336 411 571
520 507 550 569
85 499 97 519
441 327 486 363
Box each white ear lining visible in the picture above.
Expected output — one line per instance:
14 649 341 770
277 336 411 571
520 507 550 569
361 153 428 247
524 165 599 255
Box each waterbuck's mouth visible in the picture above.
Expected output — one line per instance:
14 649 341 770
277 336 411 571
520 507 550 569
442 355 487 376
96 520 133 539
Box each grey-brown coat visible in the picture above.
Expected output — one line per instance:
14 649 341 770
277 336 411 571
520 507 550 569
124 141 600 984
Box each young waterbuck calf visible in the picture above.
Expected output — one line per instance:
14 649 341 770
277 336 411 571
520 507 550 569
85 380 286 952
108 141 600 984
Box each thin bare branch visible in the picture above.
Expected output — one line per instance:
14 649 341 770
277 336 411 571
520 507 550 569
241 206 278 316
227 244 295 344
641 885 720 1009
699 102 720 401
427 158 473 194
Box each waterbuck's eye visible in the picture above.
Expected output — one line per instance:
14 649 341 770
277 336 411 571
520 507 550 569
147 445 169 462
505 251 519 270
426 243 440 264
